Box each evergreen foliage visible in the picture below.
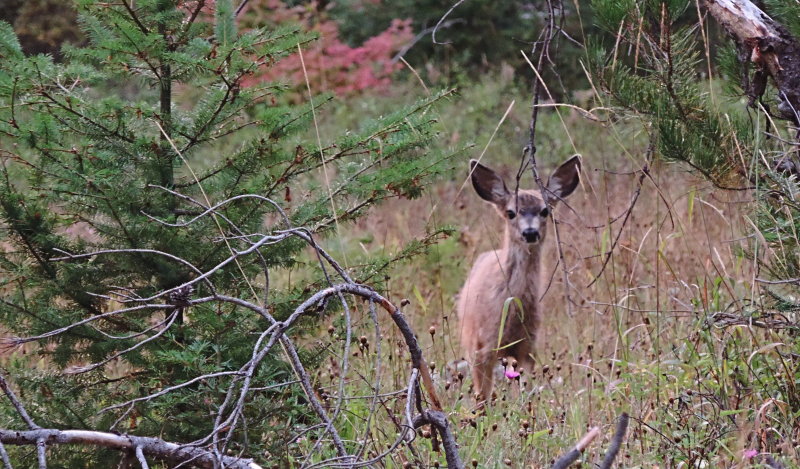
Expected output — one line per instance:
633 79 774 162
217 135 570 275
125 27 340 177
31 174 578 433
0 0 451 465
587 1 754 186
587 0 800 264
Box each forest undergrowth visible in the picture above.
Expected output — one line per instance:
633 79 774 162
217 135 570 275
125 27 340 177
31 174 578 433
292 73 794 468
0 68 790 469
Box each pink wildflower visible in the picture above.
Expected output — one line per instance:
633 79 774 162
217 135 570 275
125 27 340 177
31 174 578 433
504 369 520 379
742 449 758 459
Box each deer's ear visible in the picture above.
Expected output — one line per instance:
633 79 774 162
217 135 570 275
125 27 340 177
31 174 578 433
546 155 581 204
470 159 509 205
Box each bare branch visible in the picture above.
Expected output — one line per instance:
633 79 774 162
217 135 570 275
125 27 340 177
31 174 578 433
280 335 350 461
66 311 179 375
0 372 39 430
550 426 601 469
36 438 46 469
5 304 171 347
0 440 12 469
413 411 464 469
520 0 576 317
134 446 149 469
599 413 629 469
432 0 467 45
100 371 245 414
0 429 262 469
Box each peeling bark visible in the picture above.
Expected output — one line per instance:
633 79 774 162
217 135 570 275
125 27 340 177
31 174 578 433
703 0 800 124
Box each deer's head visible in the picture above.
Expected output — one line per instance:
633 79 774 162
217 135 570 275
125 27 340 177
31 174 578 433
469 156 581 245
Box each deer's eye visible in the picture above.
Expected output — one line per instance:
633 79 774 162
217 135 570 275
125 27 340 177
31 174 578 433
506 210 516 219
540 207 550 218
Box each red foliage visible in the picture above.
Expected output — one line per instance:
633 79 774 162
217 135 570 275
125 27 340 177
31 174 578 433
240 1 413 96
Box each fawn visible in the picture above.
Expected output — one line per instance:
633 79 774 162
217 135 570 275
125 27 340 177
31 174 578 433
457 156 581 404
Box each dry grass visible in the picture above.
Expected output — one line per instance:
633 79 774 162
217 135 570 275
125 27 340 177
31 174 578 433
303 75 787 468
1 72 788 468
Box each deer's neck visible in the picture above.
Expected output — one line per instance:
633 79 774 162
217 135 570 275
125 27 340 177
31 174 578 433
500 229 542 301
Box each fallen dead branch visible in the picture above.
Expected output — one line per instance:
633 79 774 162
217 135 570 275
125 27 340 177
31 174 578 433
708 311 800 331
0 428 261 469
550 412 629 469
550 426 601 469
599 413 630 469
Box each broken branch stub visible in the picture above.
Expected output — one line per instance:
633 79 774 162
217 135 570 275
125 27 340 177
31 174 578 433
703 0 800 123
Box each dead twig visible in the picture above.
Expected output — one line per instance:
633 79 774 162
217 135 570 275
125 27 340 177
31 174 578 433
0 372 39 430
432 0 467 45
550 426 601 469
599 413 629 469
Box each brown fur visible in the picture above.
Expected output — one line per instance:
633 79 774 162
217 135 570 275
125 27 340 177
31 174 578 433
457 157 581 404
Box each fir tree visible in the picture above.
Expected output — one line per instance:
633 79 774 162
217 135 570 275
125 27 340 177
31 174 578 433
0 0 452 465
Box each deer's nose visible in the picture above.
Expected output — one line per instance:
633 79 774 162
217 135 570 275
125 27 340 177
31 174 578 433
522 229 540 243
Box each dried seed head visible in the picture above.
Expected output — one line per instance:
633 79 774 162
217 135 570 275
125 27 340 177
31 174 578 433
522 420 530 429
401 298 410 307
327 325 335 335
503 458 512 466
429 326 436 336
471 459 478 468
429 362 436 371
359 336 368 345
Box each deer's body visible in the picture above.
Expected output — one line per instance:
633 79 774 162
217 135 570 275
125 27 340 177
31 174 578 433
457 157 581 404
